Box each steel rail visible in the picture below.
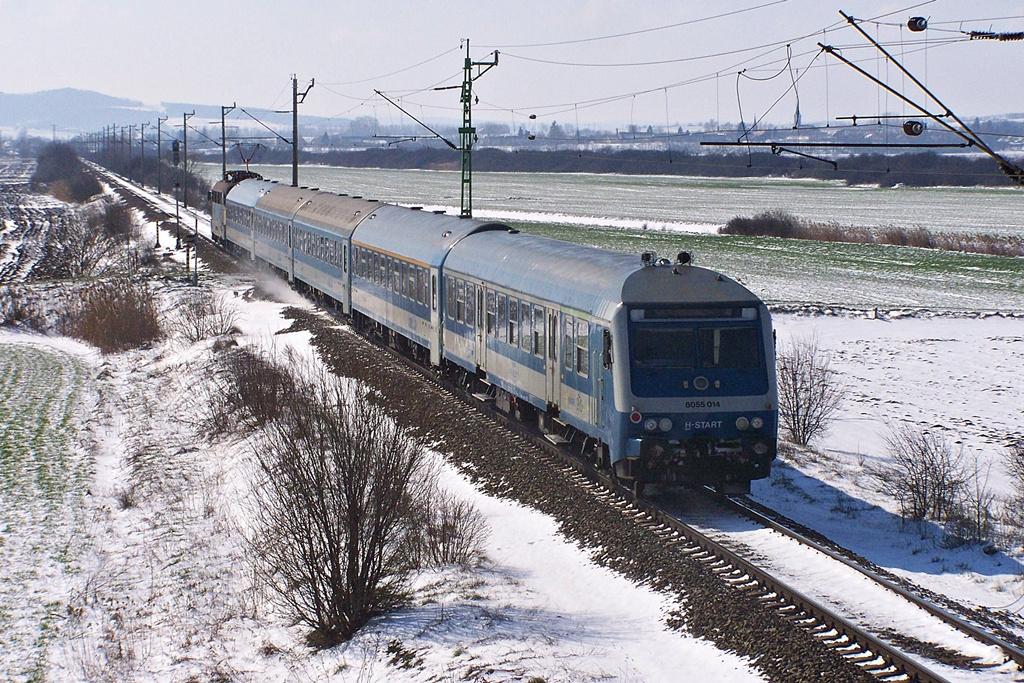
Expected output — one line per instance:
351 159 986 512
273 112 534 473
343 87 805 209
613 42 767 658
718 491 1024 669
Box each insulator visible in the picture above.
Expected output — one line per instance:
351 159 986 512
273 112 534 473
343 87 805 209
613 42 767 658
903 120 924 136
908 16 928 32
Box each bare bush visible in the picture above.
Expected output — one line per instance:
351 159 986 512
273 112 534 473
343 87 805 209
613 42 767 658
0 285 46 329
1006 438 1024 498
414 486 489 568
869 423 967 524
207 346 295 434
942 454 996 548
250 366 433 647
776 336 845 447
170 289 240 343
63 278 162 353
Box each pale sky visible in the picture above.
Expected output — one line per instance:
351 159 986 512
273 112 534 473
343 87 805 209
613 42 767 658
3 0 1023 133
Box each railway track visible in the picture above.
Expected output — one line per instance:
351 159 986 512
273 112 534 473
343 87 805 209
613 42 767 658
97 165 1023 683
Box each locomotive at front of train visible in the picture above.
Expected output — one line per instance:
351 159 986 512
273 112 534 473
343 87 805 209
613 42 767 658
611 256 778 493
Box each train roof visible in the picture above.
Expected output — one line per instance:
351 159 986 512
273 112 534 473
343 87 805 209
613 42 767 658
293 193 379 237
351 205 508 268
445 230 760 319
224 178 272 208
256 183 319 219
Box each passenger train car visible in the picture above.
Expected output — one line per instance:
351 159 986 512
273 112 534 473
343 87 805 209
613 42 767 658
210 173 778 492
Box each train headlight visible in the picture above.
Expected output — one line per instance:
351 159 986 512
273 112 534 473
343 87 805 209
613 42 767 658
751 417 764 430
659 418 673 432
735 417 749 431
753 441 769 455
630 411 642 424
644 418 659 432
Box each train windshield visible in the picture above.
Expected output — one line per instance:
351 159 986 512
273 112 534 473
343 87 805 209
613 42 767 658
630 317 765 397
633 326 759 369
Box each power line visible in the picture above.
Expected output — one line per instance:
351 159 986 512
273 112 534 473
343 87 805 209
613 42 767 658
481 0 792 49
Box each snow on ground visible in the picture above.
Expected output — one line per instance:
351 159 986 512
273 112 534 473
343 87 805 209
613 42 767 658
1 276 765 681
753 314 1024 634
3 173 1023 681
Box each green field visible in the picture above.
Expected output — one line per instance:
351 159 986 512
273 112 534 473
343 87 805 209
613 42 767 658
0 343 91 682
507 220 1024 312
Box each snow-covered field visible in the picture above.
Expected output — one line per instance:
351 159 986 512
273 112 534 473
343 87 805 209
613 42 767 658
2 170 1023 681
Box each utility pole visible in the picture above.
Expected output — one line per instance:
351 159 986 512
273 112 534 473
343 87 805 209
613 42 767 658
290 76 314 186
458 40 498 218
182 110 195 209
139 123 147 188
128 124 135 183
157 116 167 194
221 103 236 180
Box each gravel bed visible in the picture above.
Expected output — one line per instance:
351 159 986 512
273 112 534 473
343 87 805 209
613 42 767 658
280 306 876 683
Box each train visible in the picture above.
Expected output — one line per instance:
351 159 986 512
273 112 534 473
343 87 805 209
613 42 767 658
209 171 778 493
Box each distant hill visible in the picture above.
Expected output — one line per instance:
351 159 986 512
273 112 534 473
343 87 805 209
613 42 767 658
0 88 166 132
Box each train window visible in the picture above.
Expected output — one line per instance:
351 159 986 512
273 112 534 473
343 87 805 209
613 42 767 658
520 302 532 352
456 279 465 323
533 306 545 358
393 260 401 294
576 320 590 377
508 298 519 347
401 263 408 298
698 327 760 368
374 253 381 285
416 268 425 305
497 294 508 343
549 312 557 361
486 290 496 336
407 266 415 300
465 283 476 327
633 328 696 369
563 315 575 371
445 276 455 319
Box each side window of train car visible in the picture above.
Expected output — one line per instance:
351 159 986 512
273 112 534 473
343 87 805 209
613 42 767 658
508 298 519 347
343 244 347 273
549 311 558 361
563 314 575 371
534 305 545 358
417 268 426 306
400 262 408 298
520 302 532 352
497 294 508 343
486 290 496 336
455 279 466 323
465 283 476 327
445 276 456 319
407 265 415 300
393 260 401 294
576 319 590 377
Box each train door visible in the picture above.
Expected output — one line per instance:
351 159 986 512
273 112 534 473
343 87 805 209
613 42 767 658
429 268 441 365
475 285 486 369
546 309 559 407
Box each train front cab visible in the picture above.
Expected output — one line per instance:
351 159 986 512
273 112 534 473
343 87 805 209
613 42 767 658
613 299 778 493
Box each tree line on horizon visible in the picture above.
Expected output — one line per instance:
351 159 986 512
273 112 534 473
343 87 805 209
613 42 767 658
230 146 1017 188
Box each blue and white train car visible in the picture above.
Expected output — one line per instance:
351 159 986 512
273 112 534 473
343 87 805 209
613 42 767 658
220 177 267 258
291 193 372 312
348 205 506 365
445 232 778 488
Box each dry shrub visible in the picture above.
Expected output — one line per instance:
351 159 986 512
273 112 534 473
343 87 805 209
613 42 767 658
869 422 967 524
776 336 845 447
170 289 240 343
722 210 1024 257
413 486 488 567
207 346 295 434
64 278 162 353
0 285 46 329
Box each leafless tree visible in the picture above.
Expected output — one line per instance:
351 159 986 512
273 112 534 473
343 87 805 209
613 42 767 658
869 422 967 524
250 364 433 647
776 336 845 446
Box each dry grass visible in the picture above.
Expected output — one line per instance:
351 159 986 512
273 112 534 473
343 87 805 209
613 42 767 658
722 209 1024 257
63 278 163 354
